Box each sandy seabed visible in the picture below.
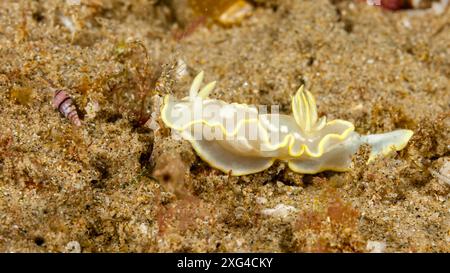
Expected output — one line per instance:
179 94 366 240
0 0 448 252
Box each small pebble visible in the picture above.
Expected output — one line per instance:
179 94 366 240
366 240 387 253
256 197 268 205
261 204 298 219
65 241 81 253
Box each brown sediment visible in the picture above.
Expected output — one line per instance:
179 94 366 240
0 0 448 252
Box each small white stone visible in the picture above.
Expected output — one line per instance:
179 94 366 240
236 238 245 248
429 160 450 186
402 18 412 29
59 15 76 34
261 204 298 219
139 223 148 235
256 197 267 205
439 160 450 178
145 112 160 131
65 241 81 253
73 181 84 190
352 103 364 111
432 0 449 15
66 0 81 5
366 240 386 253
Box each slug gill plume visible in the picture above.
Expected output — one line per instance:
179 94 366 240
161 72 413 176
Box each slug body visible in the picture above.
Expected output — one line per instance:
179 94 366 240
161 72 413 175
53 89 82 127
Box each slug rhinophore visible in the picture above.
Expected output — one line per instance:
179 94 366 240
161 72 413 176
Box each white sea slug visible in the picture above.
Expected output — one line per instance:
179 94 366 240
161 72 413 176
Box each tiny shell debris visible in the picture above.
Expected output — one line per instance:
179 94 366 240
59 15 76 34
441 161 450 179
65 241 81 253
256 196 268 205
175 59 188 80
429 0 449 14
409 0 448 10
145 95 163 131
139 223 149 235
429 160 450 186
431 0 450 14
261 204 298 219
53 89 82 126
366 240 387 253
84 100 100 120
406 0 449 14
145 111 161 131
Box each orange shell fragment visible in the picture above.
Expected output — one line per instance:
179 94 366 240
218 0 253 26
189 0 253 26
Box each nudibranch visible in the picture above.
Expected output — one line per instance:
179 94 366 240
161 72 413 176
